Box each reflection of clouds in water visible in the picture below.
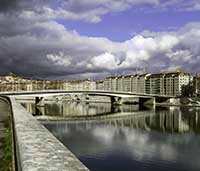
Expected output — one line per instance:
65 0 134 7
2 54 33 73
45 121 200 170
92 126 115 144
91 126 178 161
159 145 177 161
124 128 178 161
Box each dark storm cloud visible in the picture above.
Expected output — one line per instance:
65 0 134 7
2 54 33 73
0 0 17 12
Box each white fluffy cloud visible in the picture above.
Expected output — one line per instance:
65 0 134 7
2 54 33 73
88 53 120 70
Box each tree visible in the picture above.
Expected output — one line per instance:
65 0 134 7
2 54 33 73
181 83 195 97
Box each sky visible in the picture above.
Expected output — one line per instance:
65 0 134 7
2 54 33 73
0 0 200 80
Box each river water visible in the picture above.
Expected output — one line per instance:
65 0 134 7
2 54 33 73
23 101 200 171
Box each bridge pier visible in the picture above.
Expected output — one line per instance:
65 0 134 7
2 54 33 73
155 97 170 104
35 106 45 116
139 97 155 107
110 96 123 105
35 97 45 107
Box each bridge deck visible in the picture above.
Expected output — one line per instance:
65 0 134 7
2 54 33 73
0 90 174 98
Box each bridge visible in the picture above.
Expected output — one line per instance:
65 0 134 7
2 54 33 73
0 90 174 106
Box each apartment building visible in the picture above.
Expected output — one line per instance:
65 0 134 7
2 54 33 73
96 80 104 90
103 77 112 91
123 75 132 92
111 77 118 91
146 71 192 96
137 74 150 94
194 73 200 96
96 71 192 96
116 76 124 92
63 80 96 91
146 73 165 95
131 75 139 93
0 71 193 96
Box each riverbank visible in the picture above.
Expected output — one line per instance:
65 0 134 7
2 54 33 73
157 97 200 108
0 99 13 171
156 103 200 108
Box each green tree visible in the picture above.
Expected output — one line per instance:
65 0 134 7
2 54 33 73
181 83 195 97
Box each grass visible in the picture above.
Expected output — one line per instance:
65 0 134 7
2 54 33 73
1 121 13 171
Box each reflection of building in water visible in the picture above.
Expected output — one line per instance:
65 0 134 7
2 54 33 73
46 102 141 117
44 103 63 116
62 103 112 116
23 102 141 117
97 107 200 133
22 101 200 134
152 108 190 133
23 103 35 114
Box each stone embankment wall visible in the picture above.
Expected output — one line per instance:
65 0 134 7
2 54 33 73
10 97 90 171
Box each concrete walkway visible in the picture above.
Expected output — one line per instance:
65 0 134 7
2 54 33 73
10 97 90 171
0 98 10 170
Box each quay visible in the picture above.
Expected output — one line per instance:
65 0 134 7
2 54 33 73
0 96 89 171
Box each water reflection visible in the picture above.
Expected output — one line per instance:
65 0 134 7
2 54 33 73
22 101 200 133
44 120 200 171
22 102 142 117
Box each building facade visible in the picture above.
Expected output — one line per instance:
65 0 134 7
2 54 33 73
63 80 96 91
194 73 200 96
96 71 192 96
0 71 194 97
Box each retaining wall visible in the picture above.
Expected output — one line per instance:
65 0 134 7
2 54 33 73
10 97 89 171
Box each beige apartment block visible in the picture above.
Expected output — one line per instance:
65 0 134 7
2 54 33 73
63 80 96 91
96 80 104 90
137 74 150 94
146 71 192 96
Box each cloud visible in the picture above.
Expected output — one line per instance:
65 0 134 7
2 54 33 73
88 53 120 70
0 1 200 79
46 52 71 67
88 22 200 73
3 0 200 24
174 0 200 12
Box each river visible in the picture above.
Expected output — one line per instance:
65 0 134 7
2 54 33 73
22 101 200 171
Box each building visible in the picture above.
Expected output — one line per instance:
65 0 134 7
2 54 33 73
116 76 124 92
165 71 192 96
137 74 150 94
0 71 194 96
131 75 139 93
123 75 132 92
103 77 112 91
96 81 104 90
96 71 193 96
194 73 200 96
63 80 96 91
146 73 165 95
146 71 192 96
